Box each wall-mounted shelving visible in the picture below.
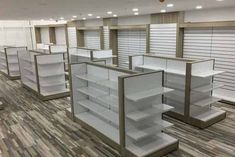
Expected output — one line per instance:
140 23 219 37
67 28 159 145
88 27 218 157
67 62 178 157
129 54 226 129
68 47 116 66
18 50 69 101
0 46 27 80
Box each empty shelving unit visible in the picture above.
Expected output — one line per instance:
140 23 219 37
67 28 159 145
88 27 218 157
68 47 116 66
0 46 27 80
129 54 226 129
49 45 68 71
68 62 178 157
18 50 69 100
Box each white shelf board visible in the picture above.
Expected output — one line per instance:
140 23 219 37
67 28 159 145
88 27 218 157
76 112 119 143
76 74 104 84
21 58 33 63
37 61 65 65
77 87 107 98
126 87 173 102
99 95 118 110
39 72 65 78
78 100 119 126
155 120 173 129
41 88 69 96
40 81 66 87
193 107 226 122
0 63 6 67
165 81 185 91
78 87 118 109
25 75 37 83
193 83 224 93
8 61 18 64
76 74 118 90
136 65 185 75
192 71 224 78
0 56 5 60
127 125 162 141
24 67 34 73
71 53 90 58
192 96 221 107
136 65 164 71
9 68 19 72
127 133 177 157
127 120 173 141
126 104 173 122
7 53 17 56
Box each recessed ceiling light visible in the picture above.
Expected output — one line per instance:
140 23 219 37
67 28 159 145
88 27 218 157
132 8 139 12
96 16 101 19
160 9 166 13
49 18 53 21
134 12 139 15
107 11 113 14
60 17 64 20
196 5 203 9
113 14 117 17
82 17 86 20
167 4 174 7
88 14 93 16
40 19 44 21
72 15 77 18
216 0 224 1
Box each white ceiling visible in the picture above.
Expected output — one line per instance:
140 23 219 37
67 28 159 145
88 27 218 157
0 0 235 20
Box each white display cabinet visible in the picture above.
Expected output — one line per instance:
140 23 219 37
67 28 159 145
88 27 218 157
36 43 52 53
18 50 69 101
49 45 68 71
129 54 226 129
68 62 178 157
68 47 116 66
0 46 27 80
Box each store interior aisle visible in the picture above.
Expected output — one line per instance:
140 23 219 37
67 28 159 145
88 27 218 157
0 73 234 157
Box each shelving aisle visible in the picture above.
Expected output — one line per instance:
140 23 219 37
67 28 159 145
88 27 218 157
0 46 27 80
122 71 177 157
18 50 69 101
129 55 226 129
69 62 178 157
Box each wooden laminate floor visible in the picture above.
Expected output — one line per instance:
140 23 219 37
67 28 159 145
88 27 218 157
0 74 235 157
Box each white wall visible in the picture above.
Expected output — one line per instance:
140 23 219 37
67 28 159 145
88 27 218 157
0 20 33 48
185 7 235 22
84 19 103 26
118 15 150 25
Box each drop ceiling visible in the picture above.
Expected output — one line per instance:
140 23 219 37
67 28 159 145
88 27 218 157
0 0 235 20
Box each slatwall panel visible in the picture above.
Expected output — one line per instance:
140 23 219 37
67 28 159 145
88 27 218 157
150 23 177 57
184 28 213 59
55 27 66 45
84 30 100 49
67 27 77 48
184 27 235 102
103 26 110 50
118 30 146 68
40 27 50 44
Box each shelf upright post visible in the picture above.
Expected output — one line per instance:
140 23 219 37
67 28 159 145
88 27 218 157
118 76 126 155
4 48 10 76
184 62 192 122
34 55 41 96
